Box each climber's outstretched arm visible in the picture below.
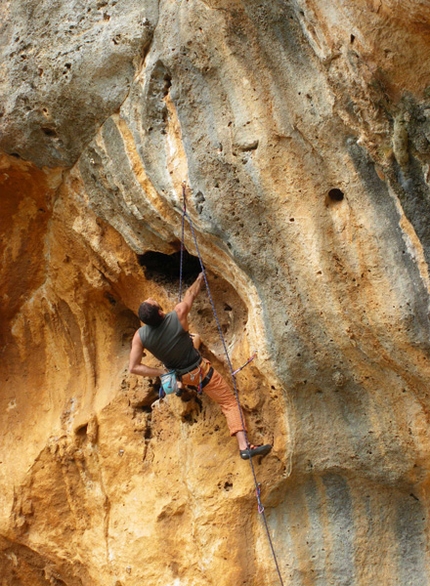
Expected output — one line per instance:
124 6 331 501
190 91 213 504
174 272 204 330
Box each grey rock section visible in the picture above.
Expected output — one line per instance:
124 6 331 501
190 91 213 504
0 0 158 167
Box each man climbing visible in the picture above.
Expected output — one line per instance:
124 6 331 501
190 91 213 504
129 272 272 460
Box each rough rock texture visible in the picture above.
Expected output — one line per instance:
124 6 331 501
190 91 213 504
1 0 430 584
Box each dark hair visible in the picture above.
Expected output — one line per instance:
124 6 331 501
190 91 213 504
138 302 164 327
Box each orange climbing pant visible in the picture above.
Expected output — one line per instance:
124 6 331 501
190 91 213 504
180 359 246 436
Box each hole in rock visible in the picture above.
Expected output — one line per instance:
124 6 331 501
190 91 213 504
41 127 57 137
163 73 172 96
75 423 88 437
182 412 198 425
138 250 201 286
328 188 344 202
104 292 117 306
135 405 152 413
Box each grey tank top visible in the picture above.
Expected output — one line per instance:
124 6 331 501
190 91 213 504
138 311 200 371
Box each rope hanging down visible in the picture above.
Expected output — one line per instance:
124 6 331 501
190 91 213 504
178 182 285 586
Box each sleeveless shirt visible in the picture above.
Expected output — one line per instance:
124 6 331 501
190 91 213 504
138 311 200 370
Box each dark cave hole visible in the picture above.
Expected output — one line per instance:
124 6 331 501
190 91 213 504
135 405 153 413
328 188 345 202
75 423 88 437
41 127 57 137
163 73 172 97
138 250 202 286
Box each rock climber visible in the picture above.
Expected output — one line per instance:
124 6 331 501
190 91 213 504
129 272 272 460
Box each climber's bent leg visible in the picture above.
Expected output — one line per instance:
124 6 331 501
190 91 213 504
202 368 246 436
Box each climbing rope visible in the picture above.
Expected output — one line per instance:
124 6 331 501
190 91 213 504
178 183 285 586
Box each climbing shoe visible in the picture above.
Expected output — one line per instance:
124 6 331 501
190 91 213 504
240 444 272 460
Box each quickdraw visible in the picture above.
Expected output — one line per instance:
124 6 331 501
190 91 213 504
255 483 265 514
232 352 257 376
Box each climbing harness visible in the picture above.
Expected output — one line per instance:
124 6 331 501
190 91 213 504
178 182 285 586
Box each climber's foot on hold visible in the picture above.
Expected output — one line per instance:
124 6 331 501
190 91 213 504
240 444 272 460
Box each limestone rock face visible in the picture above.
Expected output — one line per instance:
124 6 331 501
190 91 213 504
1 1 430 585
0 0 157 167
